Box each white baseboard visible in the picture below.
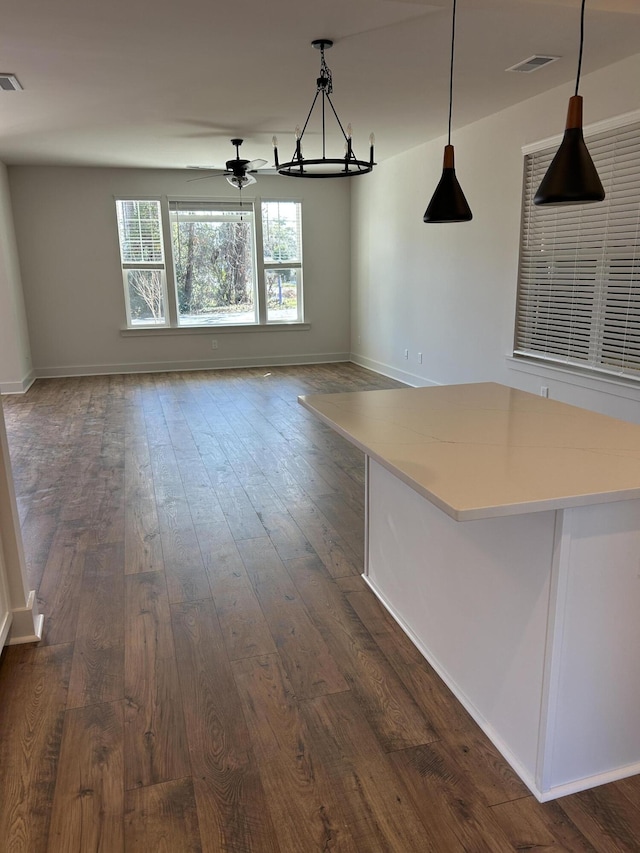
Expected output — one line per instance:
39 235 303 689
10 355 429 386
350 353 439 388
0 610 11 648
32 352 352 380
6 589 44 645
0 370 36 395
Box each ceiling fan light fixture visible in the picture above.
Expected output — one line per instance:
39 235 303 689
274 39 376 179
226 173 256 188
423 0 472 223
534 0 605 207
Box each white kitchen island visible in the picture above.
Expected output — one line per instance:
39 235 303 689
299 382 640 802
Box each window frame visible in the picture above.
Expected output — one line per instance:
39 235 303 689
261 199 304 324
116 194 307 332
169 199 260 328
513 114 640 383
115 198 170 328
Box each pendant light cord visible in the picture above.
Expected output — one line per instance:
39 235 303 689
447 0 457 145
575 0 586 96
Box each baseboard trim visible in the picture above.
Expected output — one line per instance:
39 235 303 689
32 353 352 379
534 762 640 802
350 354 439 388
0 610 11 648
0 370 36 395
6 589 44 645
16 356 430 386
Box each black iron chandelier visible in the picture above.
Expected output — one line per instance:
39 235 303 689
273 39 375 179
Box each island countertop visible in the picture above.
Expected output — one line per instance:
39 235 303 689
298 381 640 520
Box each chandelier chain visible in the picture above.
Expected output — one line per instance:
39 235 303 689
318 48 333 94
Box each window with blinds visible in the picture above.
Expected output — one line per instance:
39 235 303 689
115 197 305 329
115 199 167 326
514 120 640 380
116 199 164 263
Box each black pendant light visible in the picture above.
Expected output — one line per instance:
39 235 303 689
424 0 472 223
534 0 605 206
273 39 375 178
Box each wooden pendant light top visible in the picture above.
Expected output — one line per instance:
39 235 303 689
443 144 455 169
566 95 583 130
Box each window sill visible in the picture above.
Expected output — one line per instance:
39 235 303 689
506 354 640 403
121 322 311 337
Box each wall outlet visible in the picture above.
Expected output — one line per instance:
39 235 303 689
404 348 409 360
211 339 218 350
418 352 423 364
541 385 549 397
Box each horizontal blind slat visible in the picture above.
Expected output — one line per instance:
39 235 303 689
515 118 640 382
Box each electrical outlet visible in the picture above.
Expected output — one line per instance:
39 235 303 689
418 352 423 364
404 348 409 360
541 385 549 397
211 339 218 350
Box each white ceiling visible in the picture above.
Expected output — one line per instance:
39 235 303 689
1 0 639 171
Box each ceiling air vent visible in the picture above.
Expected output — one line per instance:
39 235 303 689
0 74 23 91
506 55 559 74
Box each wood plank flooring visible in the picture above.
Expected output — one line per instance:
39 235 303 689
1 363 640 852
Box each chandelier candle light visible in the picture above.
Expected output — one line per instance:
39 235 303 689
423 0 472 223
534 0 605 206
273 39 375 178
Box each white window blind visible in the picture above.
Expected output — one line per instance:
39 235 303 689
116 200 164 264
515 120 640 380
115 199 167 326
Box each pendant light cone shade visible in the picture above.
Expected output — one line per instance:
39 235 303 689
534 96 605 206
423 145 472 222
423 0 472 224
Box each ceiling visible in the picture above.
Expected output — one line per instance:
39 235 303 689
1 0 639 171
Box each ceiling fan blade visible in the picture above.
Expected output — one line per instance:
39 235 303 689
186 172 223 183
246 158 268 171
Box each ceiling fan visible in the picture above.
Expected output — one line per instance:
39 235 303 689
187 138 270 187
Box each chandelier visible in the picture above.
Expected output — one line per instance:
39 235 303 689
273 39 375 179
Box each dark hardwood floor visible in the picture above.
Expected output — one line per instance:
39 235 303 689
1 363 639 852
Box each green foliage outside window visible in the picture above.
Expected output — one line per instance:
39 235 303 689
172 218 254 317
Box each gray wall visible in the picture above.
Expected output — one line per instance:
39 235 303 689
8 167 351 377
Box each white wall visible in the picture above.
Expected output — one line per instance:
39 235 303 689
8 167 351 376
0 163 32 393
0 395 42 644
351 52 640 423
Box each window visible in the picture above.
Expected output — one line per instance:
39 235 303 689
115 200 167 326
262 200 303 322
116 197 304 329
514 120 640 380
170 201 257 326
